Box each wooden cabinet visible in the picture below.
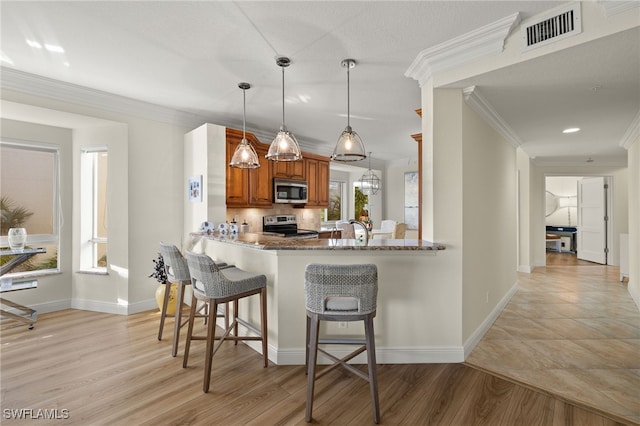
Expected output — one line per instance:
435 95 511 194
248 143 272 206
271 159 305 180
226 128 329 209
225 128 272 208
304 154 330 208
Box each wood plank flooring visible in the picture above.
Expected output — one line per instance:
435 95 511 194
1 259 636 425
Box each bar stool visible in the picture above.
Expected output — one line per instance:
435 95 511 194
183 251 268 393
158 243 228 357
304 263 380 423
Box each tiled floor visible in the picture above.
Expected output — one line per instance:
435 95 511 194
465 261 640 425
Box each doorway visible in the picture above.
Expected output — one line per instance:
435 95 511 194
544 175 613 266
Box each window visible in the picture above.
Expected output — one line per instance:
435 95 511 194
80 148 108 272
321 180 345 225
1 140 60 276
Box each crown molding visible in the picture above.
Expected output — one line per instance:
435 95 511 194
462 85 522 148
0 67 209 129
620 109 640 150
599 0 640 17
405 12 521 87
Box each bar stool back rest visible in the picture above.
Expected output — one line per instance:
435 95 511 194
304 263 380 424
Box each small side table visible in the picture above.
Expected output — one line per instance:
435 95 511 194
0 247 46 329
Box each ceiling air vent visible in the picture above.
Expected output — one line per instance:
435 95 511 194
521 3 581 51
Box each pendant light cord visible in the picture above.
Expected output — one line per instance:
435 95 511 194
346 64 351 129
242 87 247 139
281 66 286 130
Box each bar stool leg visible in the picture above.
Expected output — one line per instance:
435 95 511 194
157 282 172 341
260 287 268 367
182 297 198 368
305 314 320 422
365 316 380 424
171 281 186 357
203 300 218 393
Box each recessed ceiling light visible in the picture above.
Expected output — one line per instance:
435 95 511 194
1 51 14 65
563 127 580 134
26 39 42 49
44 44 65 53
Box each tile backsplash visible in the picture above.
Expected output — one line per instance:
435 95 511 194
226 207 321 233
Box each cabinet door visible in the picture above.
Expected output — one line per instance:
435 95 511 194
249 143 272 206
272 160 305 180
226 136 250 207
316 159 329 208
305 158 319 206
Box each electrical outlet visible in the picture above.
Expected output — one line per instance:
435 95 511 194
338 322 348 329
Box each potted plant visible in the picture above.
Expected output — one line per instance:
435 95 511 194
149 253 178 314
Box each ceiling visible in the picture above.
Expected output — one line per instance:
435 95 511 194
1 1 638 167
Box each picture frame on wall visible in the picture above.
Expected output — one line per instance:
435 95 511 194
188 175 202 203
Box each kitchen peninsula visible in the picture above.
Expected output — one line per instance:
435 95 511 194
188 232 456 365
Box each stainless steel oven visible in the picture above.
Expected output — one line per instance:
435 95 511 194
262 215 318 239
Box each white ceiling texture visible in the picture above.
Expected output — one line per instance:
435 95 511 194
1 1 638 167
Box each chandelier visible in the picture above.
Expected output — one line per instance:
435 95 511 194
359 153 380 195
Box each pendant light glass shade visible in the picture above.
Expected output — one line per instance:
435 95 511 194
359 152 381 195
267 56 302 162
230 82 260 169
332 59 367 162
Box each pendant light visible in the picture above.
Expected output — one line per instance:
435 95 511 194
332 59 366 162
229 82 260 169
359 152 380 195
266 56 302 162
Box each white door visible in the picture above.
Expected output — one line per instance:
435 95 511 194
577 177 607 264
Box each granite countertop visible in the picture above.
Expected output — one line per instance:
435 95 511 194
192 232 445 251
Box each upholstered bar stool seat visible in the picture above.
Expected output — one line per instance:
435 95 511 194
183 251 268 393
304 263 380 423
158 242 228 357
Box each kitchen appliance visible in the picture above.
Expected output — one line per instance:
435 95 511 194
263 214 319 239
274 179 307 204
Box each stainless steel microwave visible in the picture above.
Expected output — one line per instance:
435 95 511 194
274 179 308 204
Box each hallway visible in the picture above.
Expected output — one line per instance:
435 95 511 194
466 263 640 424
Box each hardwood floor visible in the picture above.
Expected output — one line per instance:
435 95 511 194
466 262 639 425
1 261 636 425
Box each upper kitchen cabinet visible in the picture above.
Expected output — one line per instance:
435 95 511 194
271 159 305 180
226 128 272 208
304 153 330 208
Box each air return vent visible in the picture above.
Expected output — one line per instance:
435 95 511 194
521 3 581 51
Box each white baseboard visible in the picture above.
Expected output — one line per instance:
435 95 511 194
243 340 465 366
462 281 518 359
518 264 533 273
29 299 72 314
68 298 157 315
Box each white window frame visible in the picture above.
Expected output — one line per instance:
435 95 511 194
79 147 108 273
321 180 347 228
0 139 61 278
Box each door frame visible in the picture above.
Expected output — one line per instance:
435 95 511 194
543 174 615 265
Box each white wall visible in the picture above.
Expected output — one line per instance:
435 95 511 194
627 138 639 308
545 176 579 227
1 118 73 312
426 87 518 350
183 123 226 246
1 90 194 314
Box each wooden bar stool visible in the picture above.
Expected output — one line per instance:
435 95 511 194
158 242 227 357
304 263 380 423
183 251 268 393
